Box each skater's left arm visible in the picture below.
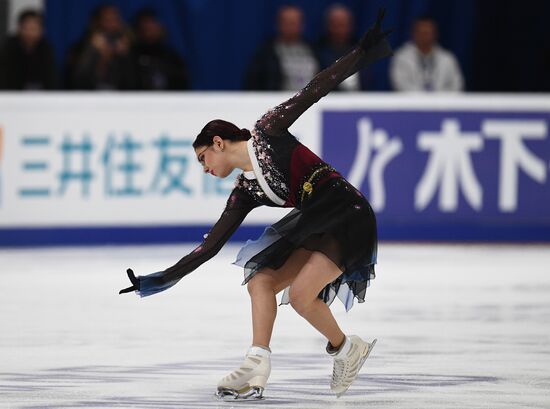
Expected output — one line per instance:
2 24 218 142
120 188 259 296
257 8 392 136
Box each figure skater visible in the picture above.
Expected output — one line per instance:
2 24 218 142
120 9 392 400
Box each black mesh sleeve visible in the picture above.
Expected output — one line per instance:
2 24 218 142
134 187 260 296
257 31 391 136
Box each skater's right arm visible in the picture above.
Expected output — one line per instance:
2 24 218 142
163 188 259 276
120 188 260 296
256 8 392 136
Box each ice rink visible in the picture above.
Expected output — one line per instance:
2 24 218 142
1 243 549 408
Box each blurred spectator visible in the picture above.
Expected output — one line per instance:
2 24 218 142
131 8 190 90
244 5 319 91
0 9 57 90
390 16 463 92
316 4 364 91
67 4 135 90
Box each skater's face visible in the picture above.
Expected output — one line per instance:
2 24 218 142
195 136 233 178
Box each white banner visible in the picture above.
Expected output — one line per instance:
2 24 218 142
0 93 318 227
2 93 549 231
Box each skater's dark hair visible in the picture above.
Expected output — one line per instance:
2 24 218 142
193 119 252 149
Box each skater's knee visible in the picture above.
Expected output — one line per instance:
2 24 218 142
247 272 276 296
288 286 313 316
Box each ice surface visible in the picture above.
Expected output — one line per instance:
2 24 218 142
1 243 549 408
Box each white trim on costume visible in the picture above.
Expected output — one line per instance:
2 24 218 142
246 138 286 205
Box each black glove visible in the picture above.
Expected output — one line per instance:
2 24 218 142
359 8 393 52
119 268 140 294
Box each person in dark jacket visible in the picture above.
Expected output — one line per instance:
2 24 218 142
244 5 320 91
67 4 135 90
0 9 57 90
131 8 190 90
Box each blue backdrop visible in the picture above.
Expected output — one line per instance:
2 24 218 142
43 0 483 91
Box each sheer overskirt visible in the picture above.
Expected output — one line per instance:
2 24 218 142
233 177 377 311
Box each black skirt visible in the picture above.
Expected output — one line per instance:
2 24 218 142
233 177 377 311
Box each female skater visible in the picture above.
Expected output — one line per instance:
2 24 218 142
120 9 392 400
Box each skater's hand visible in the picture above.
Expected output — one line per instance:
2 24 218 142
119 268 139 294
359 8 393 52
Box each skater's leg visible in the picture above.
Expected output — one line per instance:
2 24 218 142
287 251 346 348
246 248 312 349
287 251 376 397
217 249 314 400
247 273 277 350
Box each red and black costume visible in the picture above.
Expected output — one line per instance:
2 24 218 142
122 11 392 311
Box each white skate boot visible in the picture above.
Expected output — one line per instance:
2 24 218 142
215 345 271 401
328 335 377 397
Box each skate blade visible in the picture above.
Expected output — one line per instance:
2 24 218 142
215 386 265 401
335 338 377 398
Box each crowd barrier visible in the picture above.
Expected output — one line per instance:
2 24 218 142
0 93 548 245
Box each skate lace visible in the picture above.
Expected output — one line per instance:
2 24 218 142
332 358 347 383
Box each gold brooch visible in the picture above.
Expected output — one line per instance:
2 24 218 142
303 182 313 194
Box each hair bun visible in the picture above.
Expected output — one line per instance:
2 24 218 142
240 128 252 140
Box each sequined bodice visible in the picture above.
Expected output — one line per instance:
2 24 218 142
234 173 269 204
249 127 292 201
233 124 303 207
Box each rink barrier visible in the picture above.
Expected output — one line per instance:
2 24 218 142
1 93 549 245
1 223 549 247
0 225 265 247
